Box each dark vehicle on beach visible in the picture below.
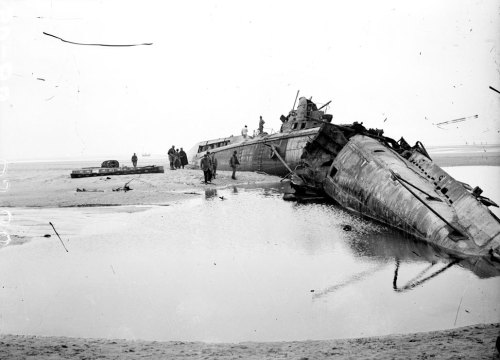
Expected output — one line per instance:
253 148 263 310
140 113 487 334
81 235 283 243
190 94 500 263
101 160 119 168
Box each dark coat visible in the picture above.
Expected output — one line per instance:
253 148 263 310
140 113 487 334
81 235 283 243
179 150 188 166
230 154 240 168
200 156 211 171
211 154 218 169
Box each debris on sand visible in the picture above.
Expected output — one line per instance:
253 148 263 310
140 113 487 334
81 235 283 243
113 186 132 192
343 225 352 231
49 222 68 252
113 178 136 192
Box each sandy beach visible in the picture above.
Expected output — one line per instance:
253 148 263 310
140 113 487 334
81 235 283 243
3 144 499 209
1 153 500 359
1 163 283 209
0 323 498 359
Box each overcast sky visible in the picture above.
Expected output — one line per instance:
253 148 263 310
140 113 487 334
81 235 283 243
0 0 499 160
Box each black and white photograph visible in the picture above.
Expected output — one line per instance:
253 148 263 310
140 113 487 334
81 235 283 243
0 0 499 358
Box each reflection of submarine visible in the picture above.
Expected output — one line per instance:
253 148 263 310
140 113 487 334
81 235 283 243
346 229 500 280
313 229 500 299
191 93 500 262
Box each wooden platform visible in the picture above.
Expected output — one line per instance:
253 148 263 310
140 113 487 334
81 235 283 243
70 166 164 178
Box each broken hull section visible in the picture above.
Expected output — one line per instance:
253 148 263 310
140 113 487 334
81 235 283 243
322 135 500 258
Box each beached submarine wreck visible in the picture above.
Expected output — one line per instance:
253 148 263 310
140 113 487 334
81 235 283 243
190 95 500 262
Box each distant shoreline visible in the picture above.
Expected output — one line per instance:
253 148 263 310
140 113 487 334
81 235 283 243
431 151 500 167
5 144 500 164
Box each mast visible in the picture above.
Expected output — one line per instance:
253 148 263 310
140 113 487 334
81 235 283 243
291 90 300 111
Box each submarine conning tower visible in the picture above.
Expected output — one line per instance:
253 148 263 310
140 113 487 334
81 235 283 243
280 97 333 133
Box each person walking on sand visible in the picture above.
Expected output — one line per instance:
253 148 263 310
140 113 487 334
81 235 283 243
230 150 240 180
131 153 138 168
200 152 211 184
241 125 248 139
179 148 188 169
168 145 176 170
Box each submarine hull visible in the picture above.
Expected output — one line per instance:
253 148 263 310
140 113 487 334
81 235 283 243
322 135 500 258
192 128 320 176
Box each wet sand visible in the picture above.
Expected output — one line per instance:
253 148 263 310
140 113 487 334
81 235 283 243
1 165 283 208
1 323 498 359
3 146 499 209
2 152 500 358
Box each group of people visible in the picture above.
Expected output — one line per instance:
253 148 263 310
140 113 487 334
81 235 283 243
200 150 240 184
167 146 188 170
132 146 240 184
241 116 265 139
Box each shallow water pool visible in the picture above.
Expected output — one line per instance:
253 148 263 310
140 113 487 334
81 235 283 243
0 180 499 343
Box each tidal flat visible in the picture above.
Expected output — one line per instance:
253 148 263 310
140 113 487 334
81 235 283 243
0 150 499 358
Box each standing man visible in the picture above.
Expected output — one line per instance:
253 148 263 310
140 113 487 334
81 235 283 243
131 153 138 168
241 125 248 139
230 150 240 180
210 152 218 179
258 116 265 134
200 152 211 184
179 147 188 169
206 151 213 182
168 145 176 170
174 149 181 169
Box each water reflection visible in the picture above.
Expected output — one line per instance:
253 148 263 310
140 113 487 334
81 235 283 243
1 182 499 342
204 188 218 200
344 226 500 279
229 181 500 302
309 199 500 298
392 259 460 293
312 264 385 299
229 182 500 282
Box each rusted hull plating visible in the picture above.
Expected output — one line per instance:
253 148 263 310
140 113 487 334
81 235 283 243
193 128 320 176
322 135 500 258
